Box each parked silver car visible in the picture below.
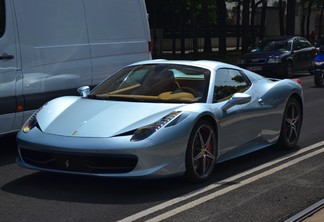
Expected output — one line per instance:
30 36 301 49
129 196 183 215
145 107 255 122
17 60 303 182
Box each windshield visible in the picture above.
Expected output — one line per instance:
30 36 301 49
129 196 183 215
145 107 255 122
90 64 210 103
254 39 291 52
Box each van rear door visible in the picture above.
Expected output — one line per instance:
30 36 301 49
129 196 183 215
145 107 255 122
0 0 20 135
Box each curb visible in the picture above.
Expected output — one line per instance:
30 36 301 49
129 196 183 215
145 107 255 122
284 199 324 222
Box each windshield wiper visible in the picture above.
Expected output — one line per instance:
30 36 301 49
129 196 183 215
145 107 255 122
88 94 146 102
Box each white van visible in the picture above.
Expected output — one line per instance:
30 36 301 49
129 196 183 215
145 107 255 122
0 0 152 136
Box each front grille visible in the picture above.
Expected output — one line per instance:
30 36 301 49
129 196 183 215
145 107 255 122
245 58 267 64
20 148 138 174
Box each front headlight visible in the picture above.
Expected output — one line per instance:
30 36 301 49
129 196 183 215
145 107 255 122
22 104 46 133
314 61 324 66
267 57 281 63
22 112 38 133
131 111 181 141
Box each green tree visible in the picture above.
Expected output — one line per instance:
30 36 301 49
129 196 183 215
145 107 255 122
242 0 250 54
286 0 296 35
278 0 285 35
217 0 227 55
316 0 324 38
235 0 241 50
306 0 314 40
250 0 267 47
300 0 307 37
202 0 212 52
259 0 268 40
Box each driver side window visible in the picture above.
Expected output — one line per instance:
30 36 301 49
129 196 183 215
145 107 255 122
293 38 301 50
213 69 249 103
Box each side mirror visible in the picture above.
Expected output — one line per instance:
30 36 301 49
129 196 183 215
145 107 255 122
221 93 251 111
77 86 90 97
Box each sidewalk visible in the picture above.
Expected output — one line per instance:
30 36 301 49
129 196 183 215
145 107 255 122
302 208 324 222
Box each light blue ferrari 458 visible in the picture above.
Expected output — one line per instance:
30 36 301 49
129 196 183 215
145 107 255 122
17 60 303 182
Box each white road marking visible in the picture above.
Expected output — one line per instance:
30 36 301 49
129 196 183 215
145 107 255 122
117 141 324 222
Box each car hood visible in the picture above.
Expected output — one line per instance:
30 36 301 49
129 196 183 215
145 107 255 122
36 96 187 138
242 51 289 59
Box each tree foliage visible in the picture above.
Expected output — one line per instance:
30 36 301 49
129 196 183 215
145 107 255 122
145 0 324 56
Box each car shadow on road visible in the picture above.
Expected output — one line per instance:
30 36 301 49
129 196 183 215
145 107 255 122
1 145 301 205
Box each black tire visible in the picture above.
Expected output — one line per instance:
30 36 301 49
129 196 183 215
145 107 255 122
314 72 324 87
277 97 302 149
185 120 217 182
285 61 293 78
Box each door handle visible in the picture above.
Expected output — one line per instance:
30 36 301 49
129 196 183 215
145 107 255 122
0 53 14 60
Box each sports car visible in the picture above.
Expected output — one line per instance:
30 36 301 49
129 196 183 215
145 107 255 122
16 60 303 182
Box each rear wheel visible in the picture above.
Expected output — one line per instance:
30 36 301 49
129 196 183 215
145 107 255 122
277 97 302 149
185 120 217 183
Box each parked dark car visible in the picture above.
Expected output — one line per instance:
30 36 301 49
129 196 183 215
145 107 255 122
238 36 316 78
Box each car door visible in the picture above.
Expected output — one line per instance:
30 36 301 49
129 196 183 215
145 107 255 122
211 68 268 159
299 37 316 69
0 0 20 135
292 37 305 70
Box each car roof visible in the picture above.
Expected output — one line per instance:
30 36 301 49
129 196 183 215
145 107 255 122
127 59 265 82
130 59 240 71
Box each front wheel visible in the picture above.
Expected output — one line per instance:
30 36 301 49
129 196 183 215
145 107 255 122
277 97 302 149
285 61 293 78
185 120 217 183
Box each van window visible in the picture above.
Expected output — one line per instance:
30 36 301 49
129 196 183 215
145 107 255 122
0 0 5 37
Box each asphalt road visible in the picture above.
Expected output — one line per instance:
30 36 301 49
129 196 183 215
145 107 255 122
0 73 323 222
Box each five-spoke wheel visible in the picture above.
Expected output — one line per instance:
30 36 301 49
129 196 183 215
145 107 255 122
286 61 293 78
278 97 302 149
185 120 217 182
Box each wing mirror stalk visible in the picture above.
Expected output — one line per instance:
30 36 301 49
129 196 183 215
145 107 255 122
221 93 251 111
77 86 90 97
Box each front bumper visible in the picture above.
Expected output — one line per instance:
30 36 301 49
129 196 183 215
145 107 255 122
16 128 188 178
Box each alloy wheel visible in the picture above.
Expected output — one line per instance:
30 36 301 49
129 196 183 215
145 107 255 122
186 120 217 182
279 97 302 148
286 61 293 78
